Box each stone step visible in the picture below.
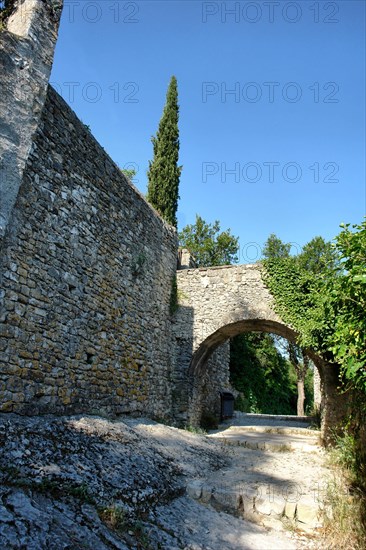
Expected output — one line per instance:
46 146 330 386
186 480 324 531
214 425 319 436
234 413 314 423
208 431 320 452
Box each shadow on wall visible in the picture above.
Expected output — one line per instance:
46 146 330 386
172 306 232 429
171 305 194 426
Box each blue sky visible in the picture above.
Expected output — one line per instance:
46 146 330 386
50 0 365 261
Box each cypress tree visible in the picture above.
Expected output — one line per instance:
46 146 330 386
146 76 182 227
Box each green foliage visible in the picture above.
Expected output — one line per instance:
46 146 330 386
323 415 366 550
200 412 218 430
233 390 261 414
332 430 359 475
326 221 366 391
297 235 339 274
263 219 366 393
246 390 260 413
234 394 249 412
0 471 95 504
185 424 207 435
121 168 136 181
309 404 322 429
100 507 150 548
263 257 323 350
304 365 314 412
322 472 366 550
100 505 128 532
262 233 291 259
230 332 297 415
179 214 239 267
146 76 182 227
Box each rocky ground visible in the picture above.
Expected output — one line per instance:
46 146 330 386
0 413 331 549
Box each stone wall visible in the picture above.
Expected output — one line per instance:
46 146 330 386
0 85 178 417
191 342 231 427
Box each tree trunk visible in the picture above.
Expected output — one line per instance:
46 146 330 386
297 377 305 416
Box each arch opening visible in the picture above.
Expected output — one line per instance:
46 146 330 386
187 318 326 430
189 318 324 378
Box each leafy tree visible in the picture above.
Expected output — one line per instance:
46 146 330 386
297 235 339 274
325 221 366 391
264 219 366 393
146 76 182 227
179 214 239 267
262 233 291 259
230 332 297 415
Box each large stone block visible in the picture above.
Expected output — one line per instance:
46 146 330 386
255 496 285 518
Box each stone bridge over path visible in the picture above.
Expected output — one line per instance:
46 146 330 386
174 263 346 438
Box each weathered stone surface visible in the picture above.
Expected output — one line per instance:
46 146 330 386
201 483 213 503
285 500 297 520
212 487 242 512
255 496 285 518
296 500 321 527
0 414 236 549
186 480 203 499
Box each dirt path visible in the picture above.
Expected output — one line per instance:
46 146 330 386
0 413 330 549
203 413 330 538
127 414 330 549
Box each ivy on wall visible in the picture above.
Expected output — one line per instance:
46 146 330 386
262 258 325 353
263 219 366 394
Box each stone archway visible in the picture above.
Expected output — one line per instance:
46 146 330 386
188 319 330 432
189 318 298 377
173 263 347 439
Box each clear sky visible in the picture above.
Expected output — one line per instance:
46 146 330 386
50 0 365 262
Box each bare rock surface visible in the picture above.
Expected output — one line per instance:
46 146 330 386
0 413 326 549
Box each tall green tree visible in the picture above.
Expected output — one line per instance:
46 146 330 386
179 214 239 267
297 235 339 274
262 233 291 259
146 76 182 227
